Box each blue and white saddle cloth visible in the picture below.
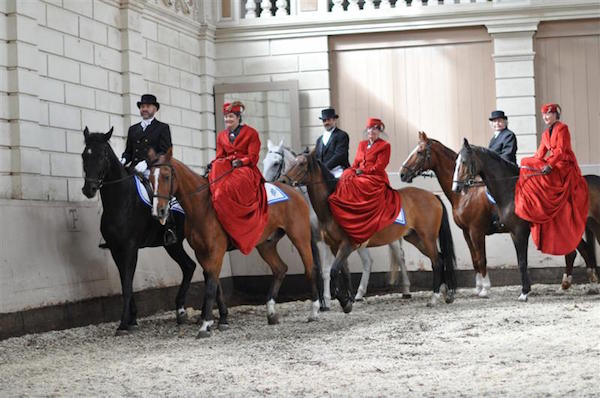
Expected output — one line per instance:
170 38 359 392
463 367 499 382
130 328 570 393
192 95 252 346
265 182 289 205
135 175 184 214
393 208 406 225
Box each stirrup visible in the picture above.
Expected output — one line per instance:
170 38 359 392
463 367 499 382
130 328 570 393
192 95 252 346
164 228 177 246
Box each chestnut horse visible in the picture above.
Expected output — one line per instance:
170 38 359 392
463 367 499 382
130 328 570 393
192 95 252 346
452 139 598 301
262 139 411 306
401 132 598 294
149 149 320 338
282 151 457 310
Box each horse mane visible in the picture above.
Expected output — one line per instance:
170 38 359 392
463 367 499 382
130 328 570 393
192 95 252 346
471 145 520 175
429 138 458 160
306 152 337 195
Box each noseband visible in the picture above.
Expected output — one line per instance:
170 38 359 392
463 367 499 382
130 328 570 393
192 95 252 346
401 141 434 179
149 162 176 202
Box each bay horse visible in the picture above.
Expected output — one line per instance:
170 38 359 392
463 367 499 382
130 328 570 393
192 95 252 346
452 139 599 301
262 140 411 306
401 131 598 294
282 150 457 311
81 127 197 334
148 148 320 338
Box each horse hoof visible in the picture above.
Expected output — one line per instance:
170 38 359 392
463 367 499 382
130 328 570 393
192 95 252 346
401 293 412 299
586 286 599 295
319 306 330 312
307 315 319 322
560 282 571 291
176 313 188 325
354 296 364 302
196 330 212 339
478 288 490 298
115 328 130 336
218 322 230 331
518 293 528 302
445 290 456 304
267 314 279 325
342 302 353 314
427 292 442 307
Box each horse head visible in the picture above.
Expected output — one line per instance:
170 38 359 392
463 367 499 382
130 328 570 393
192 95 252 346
262 139 285 182
81 126 115 198
148 147 175 225
400 131 433 183
452 138 480 193
281 152 311 187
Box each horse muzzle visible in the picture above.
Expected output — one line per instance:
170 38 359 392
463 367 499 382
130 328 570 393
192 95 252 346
82 183 99 198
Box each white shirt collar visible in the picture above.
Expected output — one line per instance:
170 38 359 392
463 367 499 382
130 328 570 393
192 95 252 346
322 128 334 146
141 117 155 130
493 130 501 139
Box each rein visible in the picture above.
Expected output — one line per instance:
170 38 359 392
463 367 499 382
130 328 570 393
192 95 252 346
150 162 235 201
84 174 134 188
454 166 545 189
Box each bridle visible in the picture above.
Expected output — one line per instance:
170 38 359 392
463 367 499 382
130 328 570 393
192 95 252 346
83 144 133 189
401 141 435 179
266 148 285 181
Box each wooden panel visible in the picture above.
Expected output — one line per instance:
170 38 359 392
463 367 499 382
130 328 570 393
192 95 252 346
331 28 496 171
535 20 600 164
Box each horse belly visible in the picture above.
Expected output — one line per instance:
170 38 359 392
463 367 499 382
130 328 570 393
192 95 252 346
366 224 409 248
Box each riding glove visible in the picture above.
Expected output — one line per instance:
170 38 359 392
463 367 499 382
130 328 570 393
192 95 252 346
232 159 243 168
135 160 148 172
355 169 363 175
541 165 552 175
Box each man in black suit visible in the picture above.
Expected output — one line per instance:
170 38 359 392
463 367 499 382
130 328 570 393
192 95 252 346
121 94 172 177
488 110 517 164
315 107 350 178
121 94 176 244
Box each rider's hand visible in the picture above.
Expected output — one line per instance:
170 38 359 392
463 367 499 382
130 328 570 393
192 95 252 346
120 157 127 165
231 159 243 168
355 169 363 175
134 160 147 173
541 165 552 175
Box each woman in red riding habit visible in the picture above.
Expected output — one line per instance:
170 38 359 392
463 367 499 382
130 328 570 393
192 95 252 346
515 103 588 255
208 101 268 254
328 117 401 244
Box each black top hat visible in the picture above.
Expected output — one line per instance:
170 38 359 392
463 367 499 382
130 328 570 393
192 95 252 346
137 94 160 110
319 108 339 120
488 110 507 121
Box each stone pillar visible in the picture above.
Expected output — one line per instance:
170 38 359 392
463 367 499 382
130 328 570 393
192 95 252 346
4 0 43 199
120 1 147 137
487 21 539 160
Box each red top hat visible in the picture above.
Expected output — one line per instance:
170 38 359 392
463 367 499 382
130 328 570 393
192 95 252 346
223 101 245 114
366 117 385 130
541 103 561 114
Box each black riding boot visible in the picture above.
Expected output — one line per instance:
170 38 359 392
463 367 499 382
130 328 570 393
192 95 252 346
163 213 177 246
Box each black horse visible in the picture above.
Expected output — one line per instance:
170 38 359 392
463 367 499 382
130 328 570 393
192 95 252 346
81 127 196 334
452 139 598 301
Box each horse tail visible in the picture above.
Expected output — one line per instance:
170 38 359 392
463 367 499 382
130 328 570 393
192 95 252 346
436 195 457 291
585 221 596 268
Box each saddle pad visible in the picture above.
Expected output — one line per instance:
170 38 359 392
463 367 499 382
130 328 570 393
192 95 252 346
485 188 496 204
393 208 406 225
266 182 289 205
135 175 184 214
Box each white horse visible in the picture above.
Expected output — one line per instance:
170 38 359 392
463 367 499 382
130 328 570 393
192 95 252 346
262 139 411 308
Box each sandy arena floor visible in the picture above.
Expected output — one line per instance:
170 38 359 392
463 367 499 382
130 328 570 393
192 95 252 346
1 284 599 397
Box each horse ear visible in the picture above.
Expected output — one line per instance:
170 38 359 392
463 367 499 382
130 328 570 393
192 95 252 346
303 146 310 154
267 139 273 150
104 126 113 141
463 138 473 153
419 131 428 141
278 139 284 148
83 126 90 140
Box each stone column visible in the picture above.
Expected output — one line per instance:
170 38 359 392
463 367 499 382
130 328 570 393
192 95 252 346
4 0 43 199
487 21 539 160
119 0 147 136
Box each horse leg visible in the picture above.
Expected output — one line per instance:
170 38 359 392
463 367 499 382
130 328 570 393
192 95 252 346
405 232 444 306
389 240 411 298
111 245 138 334
463 230 482 295
215 279 229 330
164 242 197 324
511 227 531 301
197 271 219 338
355 247 373 301
470 231 490 298
562 251 576 291
287 227 321 322
256 240 288 325
330 240 355 313
320 242 335 311
574 238 599 293
586 220 600 285
310 234 326 312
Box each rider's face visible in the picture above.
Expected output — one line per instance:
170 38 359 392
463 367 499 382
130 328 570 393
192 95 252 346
322 118 336 131
542 112 558 126
224 112 240 131
367 127 381 142
490 118 506 132
139 104 157 120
